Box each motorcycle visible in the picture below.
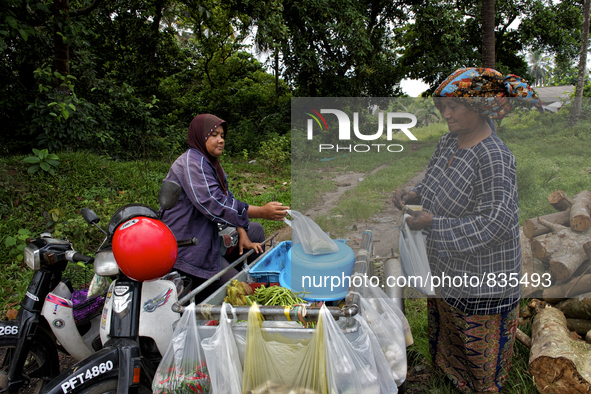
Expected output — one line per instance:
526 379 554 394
40 180 277 394
37 181 196 394
0 233 105 393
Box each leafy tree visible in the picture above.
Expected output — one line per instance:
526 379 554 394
398 0 582 92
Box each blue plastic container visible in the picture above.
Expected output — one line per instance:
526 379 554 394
249 241 292 283
279 240 355 301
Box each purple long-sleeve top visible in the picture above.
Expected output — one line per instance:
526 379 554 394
161 148 250 279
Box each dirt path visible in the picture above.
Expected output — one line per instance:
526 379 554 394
274 166 427 258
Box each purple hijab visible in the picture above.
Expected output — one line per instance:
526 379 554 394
187 114 229 195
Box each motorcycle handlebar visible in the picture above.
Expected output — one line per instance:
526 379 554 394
65 250 94 264
177 237 198 247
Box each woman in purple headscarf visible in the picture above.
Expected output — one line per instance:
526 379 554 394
161 114 288 299
393 68 542 393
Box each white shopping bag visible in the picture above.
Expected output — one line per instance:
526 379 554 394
398 214 435 296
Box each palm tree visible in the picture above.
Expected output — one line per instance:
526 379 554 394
527 50 553 87
482 0 496 68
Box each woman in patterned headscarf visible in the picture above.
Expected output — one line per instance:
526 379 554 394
393 68 542 393
161 114 289 301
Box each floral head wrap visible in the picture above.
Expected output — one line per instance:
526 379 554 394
187 114 229 195
433 67 543 119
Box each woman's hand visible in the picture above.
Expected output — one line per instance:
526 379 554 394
392 189 419 210
261 202 289 221
237 227 263 255
247 202 289 220
404 208 434 230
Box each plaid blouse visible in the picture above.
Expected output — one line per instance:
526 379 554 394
412 132 521 315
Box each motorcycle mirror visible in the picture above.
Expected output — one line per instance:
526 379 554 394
159 181 182 211
81 208 100 225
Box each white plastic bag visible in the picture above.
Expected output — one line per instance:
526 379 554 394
398 214 435 296
359 297 407 386
322 305 397 393
201 303 242 394
152 303 212 394
358 286 413 347
284 210 339 255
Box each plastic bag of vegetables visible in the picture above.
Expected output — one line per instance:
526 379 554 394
242 303 328 393
152 302 211 394
322 305 396 394
201 303 242 394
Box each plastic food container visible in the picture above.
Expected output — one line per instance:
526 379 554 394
280 240 355 301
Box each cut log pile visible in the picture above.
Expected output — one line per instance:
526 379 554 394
519 190 591 393
521 190 591 299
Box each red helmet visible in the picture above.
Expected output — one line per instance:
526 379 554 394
112 216 178 282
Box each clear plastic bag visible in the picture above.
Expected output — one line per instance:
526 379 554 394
350 314 399 393
359 297 407 386
152 303 211 394
284 210 338 255
201 303 242 394
358 286 413 347
322 305 396 393
242 303 328 393
86 274 109 298
398 214 435 296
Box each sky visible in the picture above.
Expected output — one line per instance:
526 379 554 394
400 79 431 97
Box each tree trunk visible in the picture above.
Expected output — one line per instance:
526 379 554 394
523 210 571 239
543 274 591 303
529 306 591 393
53 0 70 82
481 0 495 68
569 0 591 126
548 190 574 212
571 191 591 232
556 293 591 319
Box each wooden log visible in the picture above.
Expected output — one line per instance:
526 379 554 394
533 220 591 281
521 229 535 297
529 306 591 393
531 233 559 264
556 292 591 319
548 190 574 211
523 210 571 239
567 318 591 336
516 328 531 348
584 241 591 261
521 229 551 297
571 190 591 232
543 274 591 303
572 259 591 278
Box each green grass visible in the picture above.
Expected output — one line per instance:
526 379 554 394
312 144 437 238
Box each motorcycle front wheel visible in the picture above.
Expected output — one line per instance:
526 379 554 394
0 336 58 394
78 379 152 394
